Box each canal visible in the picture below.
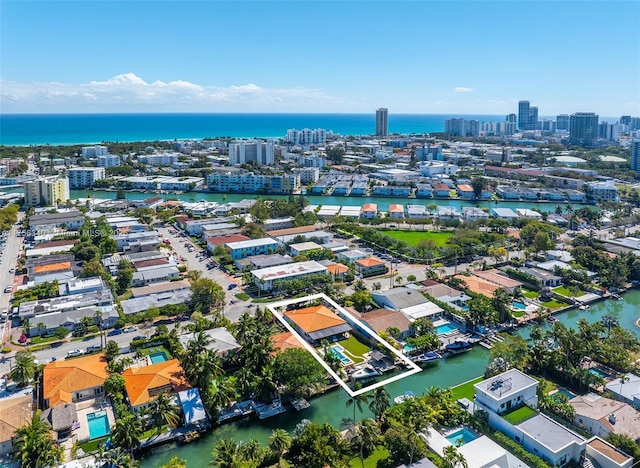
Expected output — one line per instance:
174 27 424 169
141 290 640 467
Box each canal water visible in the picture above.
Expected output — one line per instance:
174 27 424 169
56 189 588 213
141 290 640 467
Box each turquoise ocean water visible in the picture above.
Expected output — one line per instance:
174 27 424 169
0 113 506 145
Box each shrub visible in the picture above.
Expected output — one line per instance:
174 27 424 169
490 431 552 468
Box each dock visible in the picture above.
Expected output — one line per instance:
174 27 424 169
218 400 255 423
478 341 493 350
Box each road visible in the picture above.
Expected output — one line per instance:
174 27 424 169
1 213 25 345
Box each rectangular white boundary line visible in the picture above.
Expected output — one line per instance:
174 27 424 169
267 293 422 397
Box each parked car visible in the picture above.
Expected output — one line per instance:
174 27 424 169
8 268 14 274
86 344 103 353
108 328 123 336
66 349 84 358
227 283 237 290
3 285 11 293
131 335 146 342
123 326 138 333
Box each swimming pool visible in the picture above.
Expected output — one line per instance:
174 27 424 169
445 427 478 446
589 368 609 379
512 301 526 310
149 351 169 364
87 411 110 440
435 322 457 335
555 388 576 400
328 345 353 366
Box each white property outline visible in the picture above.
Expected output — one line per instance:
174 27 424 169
267 293 422 397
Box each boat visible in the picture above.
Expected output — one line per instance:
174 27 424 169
291 398 310 411
415 351 442 363
394 391 415 405
350 365 383 381
546 315 559 323
578 304 589 310
445 340 472 354
179 430 200 444
252 399 286 419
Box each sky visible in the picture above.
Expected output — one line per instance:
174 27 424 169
1 0 639 116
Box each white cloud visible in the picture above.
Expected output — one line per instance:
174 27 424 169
454 87 473 93
0 73 341 112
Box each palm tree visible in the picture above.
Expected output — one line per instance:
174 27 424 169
212 438 241 468
492 288 513 324
443 445 468 468
346 392 371 422
103 448 140 468
112 413 143 459
149 392 181 437
268 429 292 467
368 387 390 422
345 418 380 468
601 314 619 337
10 351 36 386
13 411 63 468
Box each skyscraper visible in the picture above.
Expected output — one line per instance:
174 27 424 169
556 114 570 131
631 140 640 172
375 108 388 137
518 101 530 130
569 112 599 146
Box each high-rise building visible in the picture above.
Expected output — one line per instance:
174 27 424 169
375 108 388 137
444 118 479 137
81 146 109 159
620 116 632 126
228 139 275 166
569 112 599 146
529 107 539 130
518 101 530 130
631 140 640 172
24 177 70 207
556 114 570 131
505 113 517 123
285 128 326 145
67 167 106 189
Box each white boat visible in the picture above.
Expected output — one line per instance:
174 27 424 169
414 351 442 363
351 365 383 381
394 391 415 405
252 400 286 419
579 304 589 310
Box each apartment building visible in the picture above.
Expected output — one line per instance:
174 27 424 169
24 177 70 207
67 167 106 189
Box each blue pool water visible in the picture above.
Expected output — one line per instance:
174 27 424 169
445 427 478 446
556 388 576 400
87 411 110 440
329 345 353 366
589 368 609 379
512 301 526 310
149 351 169 364
436 323 457 335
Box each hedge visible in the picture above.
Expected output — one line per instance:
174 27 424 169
489 431 552 468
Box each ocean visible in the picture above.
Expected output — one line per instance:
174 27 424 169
0 113 507 146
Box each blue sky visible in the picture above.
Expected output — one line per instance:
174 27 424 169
1 1 639 115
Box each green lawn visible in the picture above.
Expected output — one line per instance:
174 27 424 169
340 335 370 357
79 435 109 454
235 292 250 301
511 310 525 318
379 230 453 247
552 286 585 298
523 290 539 299
502 406 538 425
348 446 389 468
540 299 565 311
450 376 484 401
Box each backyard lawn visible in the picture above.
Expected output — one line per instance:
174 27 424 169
450 376 484 401
348 446 390 468
511 310 525 318
502 406 538 425
539 299 566 311
339 335 370 360
523 290 539 299
379 230 453 247
552 286 584 297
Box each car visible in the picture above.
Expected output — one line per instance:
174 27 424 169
86 344 103 353
131 335 146 342
123 326 138 333
108 328 123 336
227 283 237 290
3 285 11 293
8 268 14 274
66 349 84 358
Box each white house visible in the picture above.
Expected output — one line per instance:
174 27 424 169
491 207 519 221
569 393 640 443
605 373 640 410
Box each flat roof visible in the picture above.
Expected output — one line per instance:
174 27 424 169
225 237 278 249
475 368 538 401
517 414 584 453
252 260 327 281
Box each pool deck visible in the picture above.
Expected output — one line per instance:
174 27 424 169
75 398 115 443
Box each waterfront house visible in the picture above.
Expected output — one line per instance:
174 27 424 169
474 369 586 466
372 186 411 197
491 207 519 221
123 359 192 411
361 203 378 219
421 279 471 309
359 308 411 339
566 190 586 203
40 403 78 442
496 185 521 200
457 184 474 199
585 181 619 202
416 183 433 198
407 204 428 218
251 260 328 292
42 354 109 409
569 394 640 443
271 331 307 354
355 257 388 278
433 184 451 198
472 270 523 292
372 287 444 321
388 204 405 219
516 208 543 220
462 207 489 222
0 393 32 455
454 274 499 298
437 206 461 222
517 267 562 287
283 305 352 346
225 237 279 260
339 206 362 218
605 373 640 410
